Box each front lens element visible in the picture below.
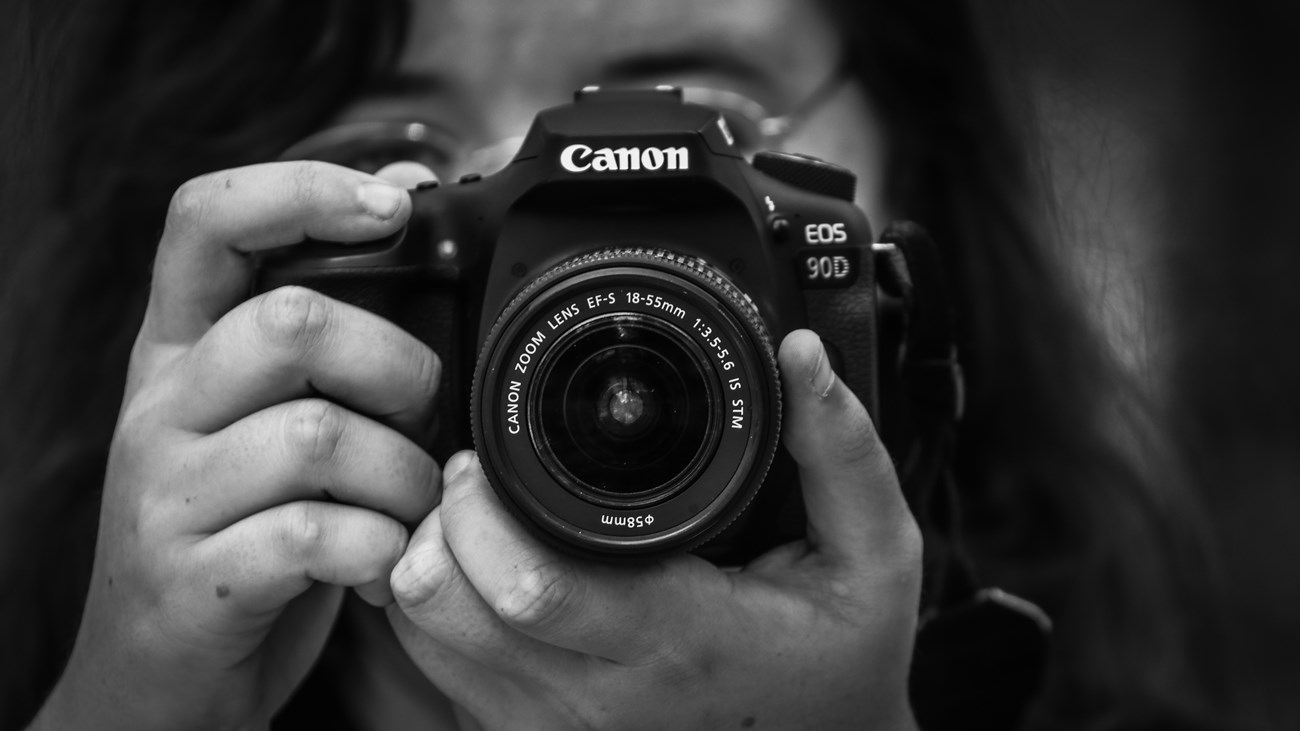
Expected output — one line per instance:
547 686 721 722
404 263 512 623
532 314 719 504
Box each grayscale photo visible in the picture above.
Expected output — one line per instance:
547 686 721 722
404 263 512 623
2 1 1298 729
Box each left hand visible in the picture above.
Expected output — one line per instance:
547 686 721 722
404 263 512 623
387 330 922 730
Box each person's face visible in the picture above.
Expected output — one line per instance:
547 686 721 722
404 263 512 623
331 0 891 228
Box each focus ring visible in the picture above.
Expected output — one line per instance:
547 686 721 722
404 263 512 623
554 248 774 364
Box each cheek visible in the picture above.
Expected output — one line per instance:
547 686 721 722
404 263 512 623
782 84 892 234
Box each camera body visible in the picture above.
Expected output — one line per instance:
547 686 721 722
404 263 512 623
256 87 881 563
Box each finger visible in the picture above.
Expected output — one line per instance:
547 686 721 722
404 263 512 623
778 329 917 566
389 503 585 675
164 286 439 438
385 608 501 709
263 583 348 697
438 451 728 664
354 575 397 609
179 398 440 533
462 136 525 176
190 500 408 617
143 161 411 346
373 160 438 188
385 606 535 730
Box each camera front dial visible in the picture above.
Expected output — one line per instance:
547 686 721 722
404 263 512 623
472 248 781 558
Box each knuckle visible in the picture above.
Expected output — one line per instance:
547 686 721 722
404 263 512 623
164 174 219 233
105 408 177 516
837 407 887 469
412 346 442 407
390 539 454 611
134 489 176 542
117 367 184 434
255 285 332 354
893 513 924 574
565 696 615 731
285 399 347 466
275 502 326 562
498 562 577 629
108 407 154 459
289 160 327 208
404 452 441 516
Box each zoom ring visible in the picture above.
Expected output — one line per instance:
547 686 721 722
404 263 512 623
483 247 779 394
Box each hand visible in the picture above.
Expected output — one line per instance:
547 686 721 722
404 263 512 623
388 329 922 730
34 162 442 730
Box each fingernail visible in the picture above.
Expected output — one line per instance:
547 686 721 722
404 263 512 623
809 342 837 400
359 182 404 220
445 450 478 484
390 541 451 608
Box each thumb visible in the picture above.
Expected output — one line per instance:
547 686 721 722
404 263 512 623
778 329 916 566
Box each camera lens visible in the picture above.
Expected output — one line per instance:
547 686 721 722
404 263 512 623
473 248 781 558
532 314 720 505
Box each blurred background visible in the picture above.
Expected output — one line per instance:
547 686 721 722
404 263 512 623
4 1 1299 728
979 3 1300 727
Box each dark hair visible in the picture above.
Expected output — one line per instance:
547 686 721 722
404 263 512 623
0 2 405 726
825 4 1241 726
0 1 1236 728
1161 3 1300 729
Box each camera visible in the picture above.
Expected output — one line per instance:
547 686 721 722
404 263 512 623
255 87 884 563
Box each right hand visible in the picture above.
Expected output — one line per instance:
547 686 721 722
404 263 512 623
32 162 443 730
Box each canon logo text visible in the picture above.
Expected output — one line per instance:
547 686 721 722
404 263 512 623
560 143 690 173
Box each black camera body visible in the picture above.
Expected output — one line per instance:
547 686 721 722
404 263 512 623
256 87 881 563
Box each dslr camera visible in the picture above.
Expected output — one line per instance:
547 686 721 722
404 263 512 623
256 87 890 563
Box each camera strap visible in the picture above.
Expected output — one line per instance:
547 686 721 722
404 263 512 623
874 221 971 608
875 223 1051 727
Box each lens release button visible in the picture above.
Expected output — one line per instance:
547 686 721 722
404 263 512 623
768 215 791 243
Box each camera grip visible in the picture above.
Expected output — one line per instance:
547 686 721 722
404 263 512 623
802 254 879 418
252 266 468 461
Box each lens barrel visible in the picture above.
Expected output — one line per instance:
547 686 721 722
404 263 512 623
472 248 781 557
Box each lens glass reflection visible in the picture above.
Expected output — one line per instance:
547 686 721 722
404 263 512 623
533 314 718 501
